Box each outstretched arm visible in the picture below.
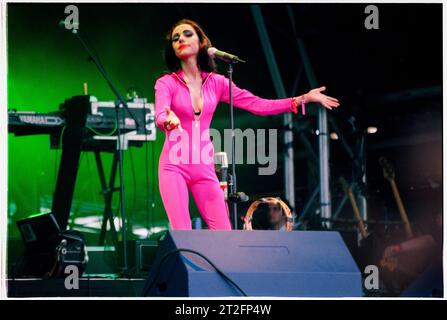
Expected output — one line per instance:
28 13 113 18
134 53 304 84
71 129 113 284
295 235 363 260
219 76 296 116
219 75 340 115
154 77 183 132
154 78 171 131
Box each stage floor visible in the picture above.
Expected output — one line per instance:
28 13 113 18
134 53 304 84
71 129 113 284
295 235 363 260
7 277 146 298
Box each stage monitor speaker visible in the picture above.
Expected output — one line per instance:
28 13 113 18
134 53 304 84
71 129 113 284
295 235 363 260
143 230 362 297
16 213 61 276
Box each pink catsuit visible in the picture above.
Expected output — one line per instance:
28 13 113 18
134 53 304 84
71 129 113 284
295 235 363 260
154 69 298 230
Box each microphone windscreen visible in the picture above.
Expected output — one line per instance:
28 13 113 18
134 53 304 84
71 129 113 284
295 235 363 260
214 152 228 168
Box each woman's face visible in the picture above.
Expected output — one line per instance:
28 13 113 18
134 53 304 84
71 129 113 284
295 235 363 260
171 24 201 60
268 204 283 225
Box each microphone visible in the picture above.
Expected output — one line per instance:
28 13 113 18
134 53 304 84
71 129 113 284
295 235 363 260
214 152 229 200
207 47 246 64
229 192 250 203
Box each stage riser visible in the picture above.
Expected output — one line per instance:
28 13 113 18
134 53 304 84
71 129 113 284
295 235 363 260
7 279 145 297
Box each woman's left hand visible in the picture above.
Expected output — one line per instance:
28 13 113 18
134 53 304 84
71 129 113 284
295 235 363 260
304 86 340 110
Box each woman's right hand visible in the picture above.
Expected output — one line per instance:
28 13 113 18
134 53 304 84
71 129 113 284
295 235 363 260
164 106 183 132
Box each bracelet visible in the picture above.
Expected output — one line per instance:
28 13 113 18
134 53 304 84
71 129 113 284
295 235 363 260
301 94 306 115
291 98 299 114
292 95 307 115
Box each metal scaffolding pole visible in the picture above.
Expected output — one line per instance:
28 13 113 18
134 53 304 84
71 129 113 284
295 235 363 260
295 37 332 227
328 116 368 227
284 5 333 225
251 5 295 211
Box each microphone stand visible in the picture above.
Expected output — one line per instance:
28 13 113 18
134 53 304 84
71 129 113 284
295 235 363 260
227 62 238 229
213 50 248 229
225 60 249 230
65 27 134 276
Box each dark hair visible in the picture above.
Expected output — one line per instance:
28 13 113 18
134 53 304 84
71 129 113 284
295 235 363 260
162 19 217 74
